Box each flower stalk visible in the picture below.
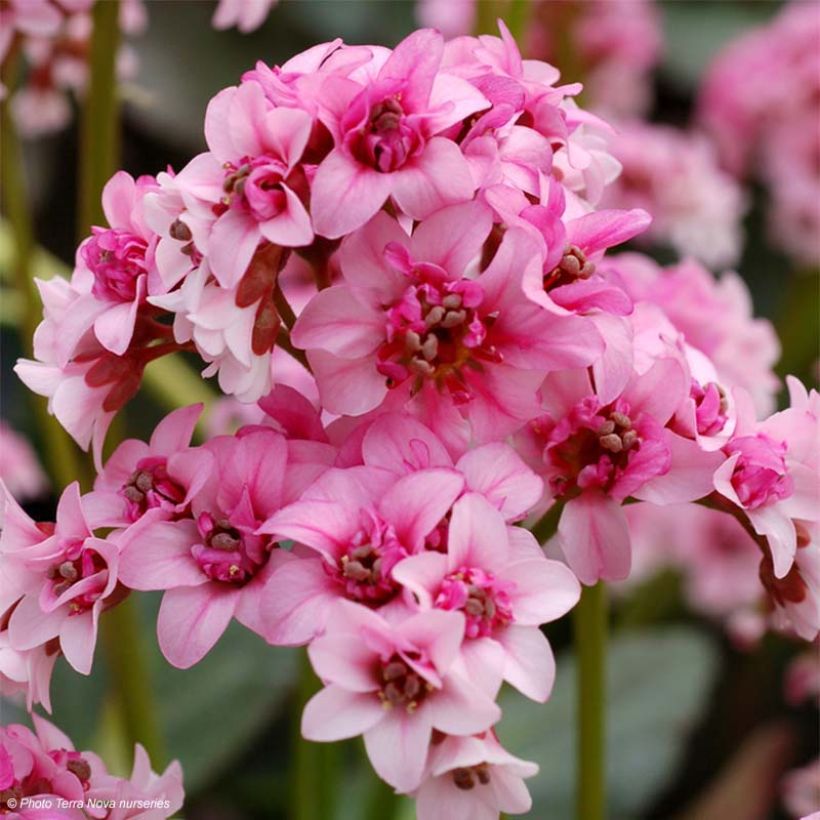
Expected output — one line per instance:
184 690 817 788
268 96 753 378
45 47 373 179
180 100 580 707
574 582 608 820
78 0 121 236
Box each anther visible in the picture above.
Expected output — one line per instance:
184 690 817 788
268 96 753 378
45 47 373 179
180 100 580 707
599 433 623 453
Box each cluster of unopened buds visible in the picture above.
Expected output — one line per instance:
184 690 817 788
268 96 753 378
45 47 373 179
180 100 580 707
3 21 818 820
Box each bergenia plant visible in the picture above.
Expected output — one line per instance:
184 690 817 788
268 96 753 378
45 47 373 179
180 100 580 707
2 5 818 820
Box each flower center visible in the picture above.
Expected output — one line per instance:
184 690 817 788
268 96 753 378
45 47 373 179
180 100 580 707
83 227 148 303
221 157 288 221
452 763 491 790
726 434 793 510
690 379 729 436
543 399 647 497
120 456 186 521
334 516 406 606
377 654 432 713
355 96 420 173
377 267 500 402
542 245 595 292
191 512 271 585
0 749 92 808
436 567 514 638
46 540 107 614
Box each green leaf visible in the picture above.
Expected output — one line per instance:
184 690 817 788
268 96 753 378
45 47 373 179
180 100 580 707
497 625 720 819
3 592 298 796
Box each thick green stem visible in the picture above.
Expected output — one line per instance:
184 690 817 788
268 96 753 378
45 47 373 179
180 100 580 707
78 0 121 236
100 597 166 767
574 582 607 820
292 654 337 820
0 61 85 490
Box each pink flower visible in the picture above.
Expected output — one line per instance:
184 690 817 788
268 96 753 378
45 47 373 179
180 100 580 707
0 714 182 819
117 428 329 667
86 745 184 820
414 732 538 820
782 757 820 820
211 0 277 33
0 422 48 504
604 253 781 416
0 630 57 713
1 483 122 675
715 384 820 579
176 80 314 288
293 203 602 441
522 359 723 585
258 462 464 645
70 172 163 356
601 122 747 270
623 502 762 633
310 28 487 237
83 404 205 528
301 600 501 792
336 413 543 523
393 493 580 701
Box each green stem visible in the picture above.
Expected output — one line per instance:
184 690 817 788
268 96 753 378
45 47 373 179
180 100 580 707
292 654 338 820
574 582 607 820
363 767 400 820
0 60 85 490
100 597 166 767
530 499 565 545
78 0 121 236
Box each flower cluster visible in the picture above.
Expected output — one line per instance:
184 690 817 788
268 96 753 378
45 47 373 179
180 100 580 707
9 23 820 819
600 122 747 270
698 1 820 266
0 715 183 818
0 0 277 137
418 0 663 118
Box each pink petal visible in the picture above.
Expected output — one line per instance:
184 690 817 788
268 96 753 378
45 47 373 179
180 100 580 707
149 404 203 454
456 444 543 522
378 28 443 110
101 171 137 230
391 551 448 608
157 584 238 668
409 201 492 279
207 209 260 289
447 493 510 570
59 610 97 675
302 684 385 741
291 286 383 357
379 468 464 550
311 149 393 239
748 505 796 579
117 519 204 591
506 558 580 624
258 185 313 247
391 137 475 220
308 350 387 416
362 414 452 473
428 674 501 733
260 555 338 645
558 493 631 586
7 593 63 650
338 211 411 301
308 634 380 692
498 625 556 703
93 284 142 356
261 106 312 169
568 208 651 256
635 432 725 505
364 710 432 792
